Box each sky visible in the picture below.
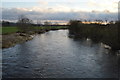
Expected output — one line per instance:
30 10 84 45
1 0 119 24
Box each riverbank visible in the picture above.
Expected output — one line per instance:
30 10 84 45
1 26 68 34
69 20 120 50
2 33 34 48
2 26 68 48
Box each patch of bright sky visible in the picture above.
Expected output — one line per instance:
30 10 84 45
2 2 38 8
1 0 119 12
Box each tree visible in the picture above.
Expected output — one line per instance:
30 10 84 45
44 21 52 26
2 21 10 26
109 21 114 24
17 15 33 32
37 20 42 26
54 22 59 25
69 20 82 34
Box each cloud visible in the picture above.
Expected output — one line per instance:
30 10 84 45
1 8 118 23
88 0 118 12
38 0 48 6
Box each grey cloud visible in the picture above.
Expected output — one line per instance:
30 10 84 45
2 8 118 22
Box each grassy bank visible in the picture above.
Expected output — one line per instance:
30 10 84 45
1 27 18 34
69 21 120 50
1 26 68 34
1 26 68 48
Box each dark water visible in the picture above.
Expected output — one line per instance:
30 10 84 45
2 30 120 78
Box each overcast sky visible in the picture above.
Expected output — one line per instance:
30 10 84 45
1 0 119 23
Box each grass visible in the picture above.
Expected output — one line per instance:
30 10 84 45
2 27 19 34
1 26 68 34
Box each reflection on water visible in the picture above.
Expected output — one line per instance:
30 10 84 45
2 30 119 78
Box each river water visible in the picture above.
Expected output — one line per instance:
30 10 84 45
2 30 120 78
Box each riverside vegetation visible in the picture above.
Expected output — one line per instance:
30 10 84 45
1 26 68 48
68 20 120 50
1 16 68 48
2 16 120 50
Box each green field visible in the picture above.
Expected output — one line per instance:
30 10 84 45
1 26 68 34
1 27 19 34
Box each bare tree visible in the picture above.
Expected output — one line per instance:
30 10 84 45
109 21 114 24
54 22 59 25
44 21 52 26
17 15 33 32
37 19 42 26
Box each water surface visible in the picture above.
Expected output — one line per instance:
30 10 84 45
2 30 119 78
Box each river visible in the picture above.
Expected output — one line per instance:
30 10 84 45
2 30 120 78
